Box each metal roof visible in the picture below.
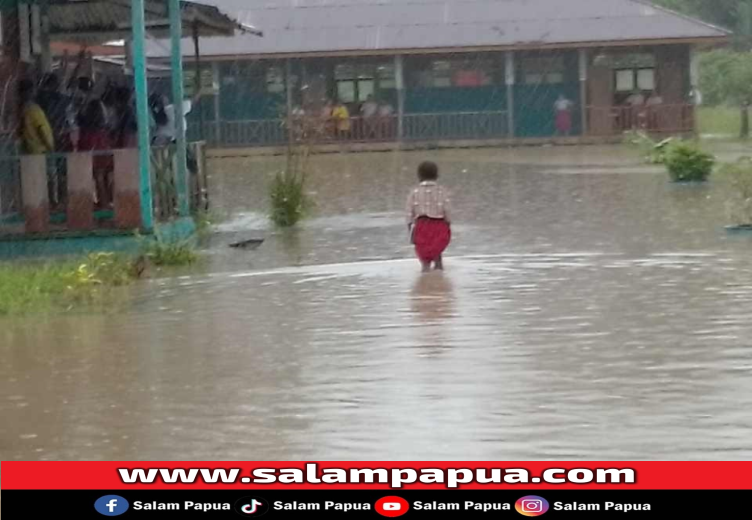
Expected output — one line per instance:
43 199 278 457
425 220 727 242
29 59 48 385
148 0 729 58
46 0 258 45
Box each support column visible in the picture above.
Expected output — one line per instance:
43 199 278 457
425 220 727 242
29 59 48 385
169 0 189 217
20 155 49 233
395 54 405 141
131 0 153 230
689 46 700 133
125 39 133 74
39 4 51 73
67 152 95 230
113 149 142 229
285 58 294 144
213 62 221 145
192 21 204 142
579 49 588 136
18 2 31 64
505 51 515 138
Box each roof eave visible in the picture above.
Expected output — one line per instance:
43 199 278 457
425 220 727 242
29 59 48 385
175 35 730 62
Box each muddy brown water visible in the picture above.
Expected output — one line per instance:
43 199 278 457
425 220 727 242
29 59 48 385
2 145 752 461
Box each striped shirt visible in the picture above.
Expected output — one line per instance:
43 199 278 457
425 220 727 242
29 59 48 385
406 181 452 225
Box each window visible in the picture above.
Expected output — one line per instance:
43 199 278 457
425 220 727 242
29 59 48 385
334 63 376 103
414 57 497 88
616 70 635 92
266 66 285 93
337 81 356 103
615 68 656 92
522 56 565 85
637 68 655 90
377 64 396 89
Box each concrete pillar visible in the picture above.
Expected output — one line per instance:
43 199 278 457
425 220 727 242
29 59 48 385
213 61 221 144
285 58 294 144
395 55 405 140
656 45 690 132
588 52 613 136
66 152 95 230
170 0 189 217
579 49 588 136
113 149 142 229
20 155 49 233
505 51 515 138
131 0 154 230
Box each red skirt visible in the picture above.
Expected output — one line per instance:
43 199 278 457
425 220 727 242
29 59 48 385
413 217 451 263
78 130 113 171
556 110 572 133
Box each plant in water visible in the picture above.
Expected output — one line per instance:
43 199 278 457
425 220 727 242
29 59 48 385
268 101 323 227
719 156 752 227
194 208 221 237
269 170 311 227
141 233 198 267
623 130 673 164
664 141 715 182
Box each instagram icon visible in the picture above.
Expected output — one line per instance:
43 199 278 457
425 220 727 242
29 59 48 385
515 495 550 516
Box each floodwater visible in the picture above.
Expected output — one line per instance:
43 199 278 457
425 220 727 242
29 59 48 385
2 144 752 461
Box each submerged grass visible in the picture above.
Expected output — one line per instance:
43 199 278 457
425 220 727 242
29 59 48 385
141 233 199 267
0 253 139 315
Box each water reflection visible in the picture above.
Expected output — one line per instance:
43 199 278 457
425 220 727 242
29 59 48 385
410 272 455 322
409 272 456 358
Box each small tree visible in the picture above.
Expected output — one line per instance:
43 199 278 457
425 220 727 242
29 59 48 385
268 104 326 227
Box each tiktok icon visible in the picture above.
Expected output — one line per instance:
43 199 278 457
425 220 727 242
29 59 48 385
234 496 270 517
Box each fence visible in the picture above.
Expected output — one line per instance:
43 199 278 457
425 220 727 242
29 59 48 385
587 104 695 136
0 142 208 235
195 111 511 148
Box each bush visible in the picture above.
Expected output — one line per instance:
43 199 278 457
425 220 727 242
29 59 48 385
269 171 311 227
141 233 198 267
624 130 673 164
664 142 715 182
719 156 752 226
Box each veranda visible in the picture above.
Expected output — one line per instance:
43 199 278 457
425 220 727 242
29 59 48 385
0 0 250 258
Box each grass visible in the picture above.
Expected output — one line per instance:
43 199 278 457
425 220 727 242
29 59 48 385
140 233 199 267
194 209 223 237
269 171 312 227
698 106 741 137
0 253 139 315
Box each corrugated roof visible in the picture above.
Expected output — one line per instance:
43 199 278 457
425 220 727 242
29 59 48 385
47 0 253 45
149 0 729 58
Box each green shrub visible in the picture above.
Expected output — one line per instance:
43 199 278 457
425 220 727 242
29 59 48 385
624 130 673 164
719 156 752 225
141 233 198 267
664 142 715 182
269 171 312 227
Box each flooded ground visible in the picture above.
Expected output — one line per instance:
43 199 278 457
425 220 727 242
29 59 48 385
2 144 752 461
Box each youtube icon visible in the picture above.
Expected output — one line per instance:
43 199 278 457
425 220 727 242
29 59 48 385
375 496 410 517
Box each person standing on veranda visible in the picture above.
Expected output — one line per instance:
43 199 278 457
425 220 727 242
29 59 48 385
553 94 574 137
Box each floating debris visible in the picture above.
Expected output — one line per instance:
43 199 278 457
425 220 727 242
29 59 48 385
229 238 265 250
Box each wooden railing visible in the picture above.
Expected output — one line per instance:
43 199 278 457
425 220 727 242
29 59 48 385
586 104 695 136
195 111 511 147
0 142 208 234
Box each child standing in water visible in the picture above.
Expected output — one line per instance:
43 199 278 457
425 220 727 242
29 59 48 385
406 161 452 272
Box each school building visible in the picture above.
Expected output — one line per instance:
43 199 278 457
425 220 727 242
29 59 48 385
154 0 727 148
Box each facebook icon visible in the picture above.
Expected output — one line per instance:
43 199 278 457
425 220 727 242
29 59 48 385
94 495 129 516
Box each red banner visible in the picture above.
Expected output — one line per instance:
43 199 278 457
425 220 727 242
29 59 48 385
2 462 752 490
